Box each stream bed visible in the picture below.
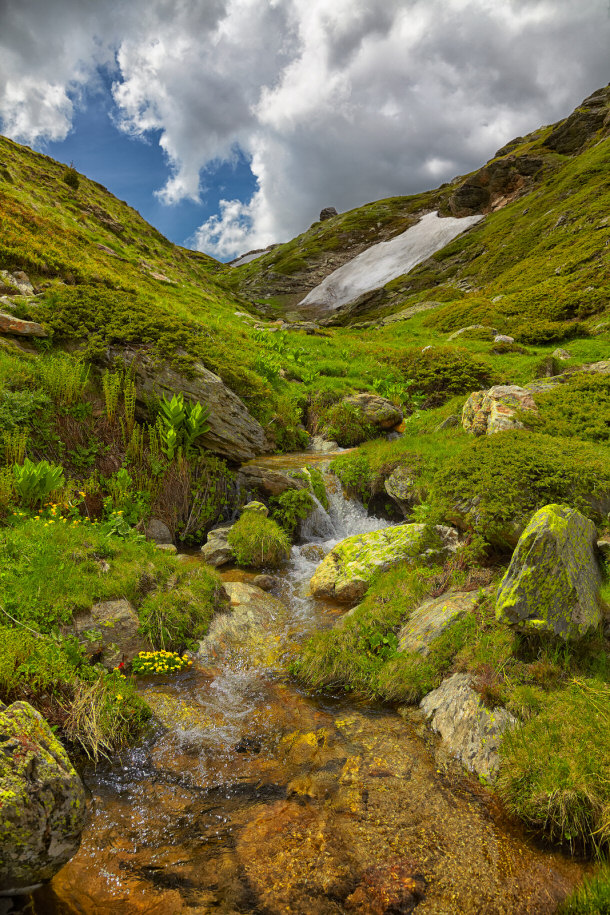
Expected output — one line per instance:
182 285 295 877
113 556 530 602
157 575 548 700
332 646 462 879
26 457 587 914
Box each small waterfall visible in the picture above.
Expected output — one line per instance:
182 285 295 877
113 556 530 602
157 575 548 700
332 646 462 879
325 473 388 539
299 494 336 541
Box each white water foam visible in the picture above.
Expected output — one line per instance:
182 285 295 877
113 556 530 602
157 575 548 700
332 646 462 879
299 211 482 310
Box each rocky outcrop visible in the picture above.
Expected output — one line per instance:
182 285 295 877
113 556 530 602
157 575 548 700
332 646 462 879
343 393 403 430
0 270 34 295
69 599 148 669
462 385 537 435
543 85 610 155
319 207 338 221
0 312 47 337
200 523 234 567
420 673 517 781
101 345 271 462
496 504 602 640
449 154 545 217
0 701 86 894
398 591 480 656
310 524 457 603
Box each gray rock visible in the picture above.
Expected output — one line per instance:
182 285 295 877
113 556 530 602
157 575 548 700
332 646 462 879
69 598 147 669
100 345 271 462
552 348 571 361
309 435 340 453
237 464 305 499
253 574 277 591
145 518 172 544
398 591 480 656
384 465 417 517
343 393 402 430
156 543 177 552
319 207 338 221
447 324 496 341
496 504 602 640
435 413 460 431
494 334 514 344
201 524 234 567
0 701 86 893
0 270 34 295
420 673 517 781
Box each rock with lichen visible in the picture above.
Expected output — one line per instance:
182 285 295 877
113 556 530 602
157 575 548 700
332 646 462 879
0 701 86 894
462 384 538 435
310 524 457 603
496 504 602 640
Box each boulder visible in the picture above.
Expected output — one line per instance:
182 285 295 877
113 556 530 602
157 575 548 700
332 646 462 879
343 393 403 430
319 206 338 221
69 598 147 669
0 313 47 338
494 334 514 344
447 324 496 341
420 673 517 781
462 384 537 435
448 154 544 217
435 413 460 431
552 348 571 361
496 504 602 640
0 701 86 894
309 435 340 453
543 86 610 154
384 465 417 517
310 524 456 604
253 574 277 591
145 518 172 544
101 345 271 462
398 591 480 656
237 464 305 498
0 270 34 295
242 500 268 516
200 524 234 567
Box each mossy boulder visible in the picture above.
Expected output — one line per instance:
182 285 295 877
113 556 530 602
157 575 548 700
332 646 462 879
0 701 86 894
462 385 538 435
310 524 456 603
398 591 480 656
496 504 602 640
342 393 403 430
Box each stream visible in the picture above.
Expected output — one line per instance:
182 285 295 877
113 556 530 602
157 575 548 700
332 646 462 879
26 455 586 914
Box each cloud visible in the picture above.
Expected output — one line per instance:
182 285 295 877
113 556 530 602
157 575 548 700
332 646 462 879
1 0 609 257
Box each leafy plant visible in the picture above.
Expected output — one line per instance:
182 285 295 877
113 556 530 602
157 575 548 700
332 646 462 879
13 458 65 507
158 392 210 460
270 488 314 538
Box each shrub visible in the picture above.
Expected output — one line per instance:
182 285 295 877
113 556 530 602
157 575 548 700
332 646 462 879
270 488 314 538
513 320 585 345
61 165 80 190
522 374 610 443
391 346 494 407
227 511 290 568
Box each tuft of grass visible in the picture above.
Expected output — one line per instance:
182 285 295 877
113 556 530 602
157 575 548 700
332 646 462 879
227 510 291 568
559 864 610 914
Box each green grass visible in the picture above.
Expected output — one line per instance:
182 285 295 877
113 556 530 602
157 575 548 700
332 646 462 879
227 510 291 568
560 864 610 913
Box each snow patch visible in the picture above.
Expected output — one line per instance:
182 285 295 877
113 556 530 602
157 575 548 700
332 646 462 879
299 211 483 310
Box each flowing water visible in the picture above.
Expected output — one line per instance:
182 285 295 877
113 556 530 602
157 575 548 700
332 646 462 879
25 457 587 914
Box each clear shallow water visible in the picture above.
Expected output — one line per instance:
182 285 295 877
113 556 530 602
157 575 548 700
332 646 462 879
24 459 586 914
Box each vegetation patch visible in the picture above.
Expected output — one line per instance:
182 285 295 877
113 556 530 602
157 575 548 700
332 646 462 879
522 373 610 443
390 346 495 407
227 511 291 568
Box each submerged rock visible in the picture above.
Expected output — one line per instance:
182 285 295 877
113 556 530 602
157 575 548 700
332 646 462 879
496 504 602 640
310 524 456 603
462 384 537 435
0 701 86 894
420 673 517 781
398 591 480 656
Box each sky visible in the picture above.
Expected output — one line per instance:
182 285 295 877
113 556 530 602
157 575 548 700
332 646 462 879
0 1 608 262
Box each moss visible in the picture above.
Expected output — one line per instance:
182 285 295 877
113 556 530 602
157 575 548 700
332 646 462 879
227 511 291 568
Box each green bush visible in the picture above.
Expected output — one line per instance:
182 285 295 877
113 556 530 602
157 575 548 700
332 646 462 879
138 565 227 649
227 511 290 568
391 346 494 407
430 431 610 547
270 488 314 538
522 374 610 443
514 320 585 345
61 166 80 190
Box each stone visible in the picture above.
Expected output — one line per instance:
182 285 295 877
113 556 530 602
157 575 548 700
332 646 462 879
343 393 403 430
69 598 147 669
435 413 460 431
253 574 277 591
494 334 514 344
384 465 417 517
496 504 602 640
156 543 177 552
309 435 340 453
420 673 517 781
462 384 537 435
145 518 172 544
0 270 34 295
319 206 338 220
398 591 480 656
236 464 305 499
200 524 234 567
0 701 86 894
0 313 47 338
310 524 456 604
100 345 270 462
447 324 496 341
242 500 268 516
552 348 571 361
299 543 327 562
345 859 426 912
